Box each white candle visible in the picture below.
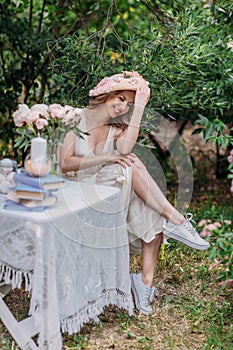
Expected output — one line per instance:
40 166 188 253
31 137 47 165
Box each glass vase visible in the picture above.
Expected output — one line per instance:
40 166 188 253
51 152 60 176
48 132 61 176
25 153 51 177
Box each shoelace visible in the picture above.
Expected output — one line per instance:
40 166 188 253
185 213 198 236
140 286 159 307
139 286 154 307
149 287 159 303
141 287 152 307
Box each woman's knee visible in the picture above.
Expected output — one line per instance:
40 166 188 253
131 156 147 176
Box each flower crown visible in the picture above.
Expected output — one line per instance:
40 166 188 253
89 71 149 97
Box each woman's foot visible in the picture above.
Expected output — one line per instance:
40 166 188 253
163 213 210 250
130 272 159 315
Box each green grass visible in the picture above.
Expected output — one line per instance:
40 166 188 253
1 184 233 349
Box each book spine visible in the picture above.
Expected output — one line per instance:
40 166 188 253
14 173 44 189
4 200 45 212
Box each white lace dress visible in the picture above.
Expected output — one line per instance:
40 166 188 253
65 110 165 253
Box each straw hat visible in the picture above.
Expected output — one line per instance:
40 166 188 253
89 71 149 97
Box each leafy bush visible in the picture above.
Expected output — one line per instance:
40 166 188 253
196 206 233 285
1 0 233 177
227 149 233 192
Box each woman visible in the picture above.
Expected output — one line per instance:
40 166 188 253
59 71 210 315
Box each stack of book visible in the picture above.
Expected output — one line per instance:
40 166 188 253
4 171 65 212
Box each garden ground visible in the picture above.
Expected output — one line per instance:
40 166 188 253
0 130 233 350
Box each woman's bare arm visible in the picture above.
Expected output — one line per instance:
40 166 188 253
116 85 150 155
59 131 136 173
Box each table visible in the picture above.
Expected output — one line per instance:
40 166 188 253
0 180 133 349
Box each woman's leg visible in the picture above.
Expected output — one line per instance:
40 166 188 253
130 156 210 250
141 232 163 288
131 233 163 315
131 157 185 225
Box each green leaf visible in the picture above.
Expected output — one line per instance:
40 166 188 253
203 124 214 140
208 247 217 259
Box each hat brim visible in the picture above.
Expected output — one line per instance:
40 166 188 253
89 74 149 97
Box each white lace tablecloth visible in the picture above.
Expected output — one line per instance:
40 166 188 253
0 180 133 349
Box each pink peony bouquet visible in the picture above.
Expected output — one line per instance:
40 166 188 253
13 103 83 154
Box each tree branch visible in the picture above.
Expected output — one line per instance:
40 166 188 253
29 0 33 27
38 0 47 32
139 0 174 25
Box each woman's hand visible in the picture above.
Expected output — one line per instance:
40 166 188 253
134 85 150 108
116 85 150 156
105 153 137 169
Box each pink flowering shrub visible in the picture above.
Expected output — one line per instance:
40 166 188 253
198 220 222 237
227 149 233 163
224 219 232 225
198 217 233 287
227 149 233 193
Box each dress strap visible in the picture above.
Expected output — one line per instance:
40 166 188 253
78 110 86 131
108 126 117 139
103 126 117 154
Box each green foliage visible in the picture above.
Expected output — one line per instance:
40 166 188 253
228 160 233 180
161 199 233 284
194 204 233 283
194 115 233 148
209 231 233 282
47 1 233 127
0 0 54 157
0 0 233 175
48 35 115 106
1 182 233 350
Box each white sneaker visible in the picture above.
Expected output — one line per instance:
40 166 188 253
163 213 210 250
130 273 159 315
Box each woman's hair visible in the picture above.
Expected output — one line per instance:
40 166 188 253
87 90 135 131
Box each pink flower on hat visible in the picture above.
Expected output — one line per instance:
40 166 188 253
89 71 148 97
122 71 143 78
89 77 115 96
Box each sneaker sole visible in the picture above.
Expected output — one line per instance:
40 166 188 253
130 275 153 315
163 230 210 250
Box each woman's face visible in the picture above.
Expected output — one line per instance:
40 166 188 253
105 90 135 118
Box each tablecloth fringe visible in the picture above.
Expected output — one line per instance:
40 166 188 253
60 288 134 335
0 262 32 291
